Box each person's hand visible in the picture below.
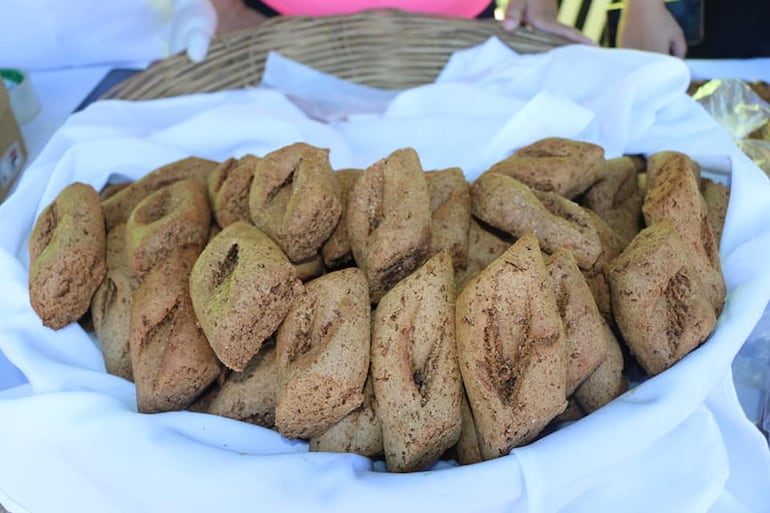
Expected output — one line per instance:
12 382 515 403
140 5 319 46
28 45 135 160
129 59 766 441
503 0 595 45
617 0 687 57
210 0 266 35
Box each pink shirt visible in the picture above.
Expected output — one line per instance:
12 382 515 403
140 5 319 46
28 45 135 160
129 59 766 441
260 0 492 18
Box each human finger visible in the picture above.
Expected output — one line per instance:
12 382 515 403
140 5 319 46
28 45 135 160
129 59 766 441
503 0 526 31
669 33 688 58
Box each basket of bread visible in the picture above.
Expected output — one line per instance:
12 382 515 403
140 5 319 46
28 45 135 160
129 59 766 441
2 9 770 513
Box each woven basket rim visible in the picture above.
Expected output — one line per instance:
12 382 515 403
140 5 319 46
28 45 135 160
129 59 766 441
103 9 566 101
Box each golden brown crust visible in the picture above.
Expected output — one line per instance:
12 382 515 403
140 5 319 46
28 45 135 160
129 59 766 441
29 182 107 330
208 155 260 228
455 217 512 291
371 251 462 472
125 179 211 276
455 387 483 465
456 233 567 460
322 168 363 269
607 220 717 376
574 320 627 413
275 268 370 440
642 151 725 315
581 267 613 318
534 188 626 270
646 151 701 188
129 247 222 413
190 221 303 372
488 137 605 199
249 143 341 262
90 224 139 380
471 172 623 270
102 156 217 231
700 177 730 247
309 375 383 457
206 343 278 428
347 147 432 303
581 156 643 245
545 250 607 395
426 167 471 271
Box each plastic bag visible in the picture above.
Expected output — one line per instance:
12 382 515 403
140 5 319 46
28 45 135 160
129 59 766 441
739 139 770 175
692 79 770 140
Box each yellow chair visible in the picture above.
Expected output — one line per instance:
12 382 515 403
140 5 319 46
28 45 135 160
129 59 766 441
557 0 612 43
494 0 611 43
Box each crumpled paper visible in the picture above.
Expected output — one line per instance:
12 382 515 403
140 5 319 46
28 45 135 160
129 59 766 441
1 40 770 513
0 0 216 69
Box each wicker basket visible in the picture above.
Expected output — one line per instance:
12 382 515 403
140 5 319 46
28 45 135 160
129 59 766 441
104 9 567 101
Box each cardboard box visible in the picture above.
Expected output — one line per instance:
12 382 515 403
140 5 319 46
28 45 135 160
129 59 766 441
0 78 28 202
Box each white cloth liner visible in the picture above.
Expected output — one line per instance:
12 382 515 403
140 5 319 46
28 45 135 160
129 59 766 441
1 40 769 512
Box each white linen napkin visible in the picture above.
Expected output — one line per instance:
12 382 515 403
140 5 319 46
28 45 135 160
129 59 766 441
0 0 216 69
1 39 769 513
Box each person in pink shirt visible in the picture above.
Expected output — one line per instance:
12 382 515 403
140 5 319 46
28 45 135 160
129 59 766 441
211 0 593 45
259 0 492 17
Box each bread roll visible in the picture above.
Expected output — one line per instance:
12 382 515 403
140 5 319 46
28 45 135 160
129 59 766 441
249 142 341 262
206 342 278 427
488 137 604 199
130 247 222 413
125 179 211 276
607 220 716 376
208 154 260 228
455 217 512 291
322 168 362 270
581 156 644 245
471 172 622 270
102 156 217 230
574 320 627 413
426 167 471 270
371 251 462 472
642 151 725 314
275 267 370 439
309 375 383 458
29 182 106 330
90 224 139 380
545 250 607 394
699 177 729 247
347 147 431 303
456 233 567 460
190 221 303 371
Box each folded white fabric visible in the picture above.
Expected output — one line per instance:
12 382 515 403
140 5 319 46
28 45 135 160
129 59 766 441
1 40 770 513
0 0 216 69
